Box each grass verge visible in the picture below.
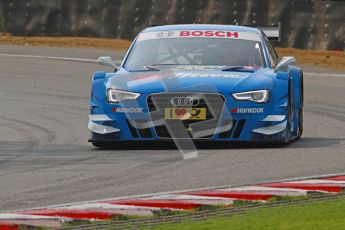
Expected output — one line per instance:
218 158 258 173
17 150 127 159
0 34 344 71
276 47 345 71
0 33 131 50
21 195 344 229
145 196 345 230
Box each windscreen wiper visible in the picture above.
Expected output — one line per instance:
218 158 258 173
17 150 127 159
150 64 179 66
127 66 160 72
144 66 160 71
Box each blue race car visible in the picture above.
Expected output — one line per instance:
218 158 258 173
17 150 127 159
88 24 303 148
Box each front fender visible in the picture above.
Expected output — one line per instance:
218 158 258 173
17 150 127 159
272 71 289 109
289 66 303 109
90 71 107 114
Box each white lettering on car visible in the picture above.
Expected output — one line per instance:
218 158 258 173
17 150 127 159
113 108 144 113
231 107 264 114
171 72 243 79
136 31 262 42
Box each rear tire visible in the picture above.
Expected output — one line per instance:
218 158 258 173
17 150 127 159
296 74 304 140
296 108 303 139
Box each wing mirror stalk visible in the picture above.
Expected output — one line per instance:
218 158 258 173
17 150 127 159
98 56 118 70
274 56 296 72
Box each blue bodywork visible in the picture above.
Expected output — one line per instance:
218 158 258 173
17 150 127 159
89 25 303 144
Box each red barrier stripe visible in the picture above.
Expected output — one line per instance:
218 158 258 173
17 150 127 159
0 222 18 230
18 209 119 220
181 191 273 201
260 183 343 193
106 199 200 210
324 176 345 181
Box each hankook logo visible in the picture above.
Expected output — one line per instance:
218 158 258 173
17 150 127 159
231 107 264 114
171 97 200 107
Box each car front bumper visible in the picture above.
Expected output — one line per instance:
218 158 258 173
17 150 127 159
89 92 289 143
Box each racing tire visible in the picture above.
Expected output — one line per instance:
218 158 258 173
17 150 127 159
296 108 303 140
283 80 292 145
296 74 304 140
91 141 113 149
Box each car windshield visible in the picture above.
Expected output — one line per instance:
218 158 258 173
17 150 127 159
125 33 265 68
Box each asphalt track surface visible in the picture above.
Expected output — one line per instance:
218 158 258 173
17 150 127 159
0 45 344 212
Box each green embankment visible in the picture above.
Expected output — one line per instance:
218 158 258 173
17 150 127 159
145 197 345 230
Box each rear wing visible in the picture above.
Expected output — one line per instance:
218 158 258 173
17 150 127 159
246 23 281 42
255 24 281 42
148 23 281 41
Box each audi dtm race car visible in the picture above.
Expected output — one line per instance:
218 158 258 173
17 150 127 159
88 24 303 148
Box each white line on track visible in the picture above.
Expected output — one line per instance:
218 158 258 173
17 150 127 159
0 53 99 63
305 72 345 77
0 53 344 77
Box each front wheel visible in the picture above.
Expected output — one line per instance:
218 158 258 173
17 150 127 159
91 141 112 149
283 81 292 145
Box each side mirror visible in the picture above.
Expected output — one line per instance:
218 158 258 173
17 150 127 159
97 56 118 70
274 56 296 72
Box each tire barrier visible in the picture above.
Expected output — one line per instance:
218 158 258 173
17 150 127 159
0 0 344 50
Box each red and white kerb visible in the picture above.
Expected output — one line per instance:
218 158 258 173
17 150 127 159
137 30 261 42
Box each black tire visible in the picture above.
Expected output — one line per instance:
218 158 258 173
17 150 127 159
296 74 304 139
284 81 292 144
296 107 303 139
91 141 112 149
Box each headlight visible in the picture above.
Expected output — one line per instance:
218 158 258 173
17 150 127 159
232 90 269 103
107 89 141 103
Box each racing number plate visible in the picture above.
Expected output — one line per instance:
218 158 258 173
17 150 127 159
164 108 206 120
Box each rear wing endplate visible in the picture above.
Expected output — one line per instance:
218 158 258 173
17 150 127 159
245 23 281 42
255 23 281 42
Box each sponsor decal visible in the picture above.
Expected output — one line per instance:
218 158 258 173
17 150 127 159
112 107 144 113
128 74 161 86
156 31 175 38
171 96 200 107
231 107 264 114
164 108 206 120
127 70 175 87
179 30 238 38
136 31 261 42
172 72 243 79
173 65 225 70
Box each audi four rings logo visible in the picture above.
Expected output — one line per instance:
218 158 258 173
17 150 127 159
157 31 174 38
171 97 200 107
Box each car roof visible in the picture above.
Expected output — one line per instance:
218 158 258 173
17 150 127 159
142 24 262 34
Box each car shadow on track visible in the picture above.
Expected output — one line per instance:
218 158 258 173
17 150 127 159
90 137 344 150
286 137 345 149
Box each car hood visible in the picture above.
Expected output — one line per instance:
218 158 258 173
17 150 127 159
105 67 275 94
